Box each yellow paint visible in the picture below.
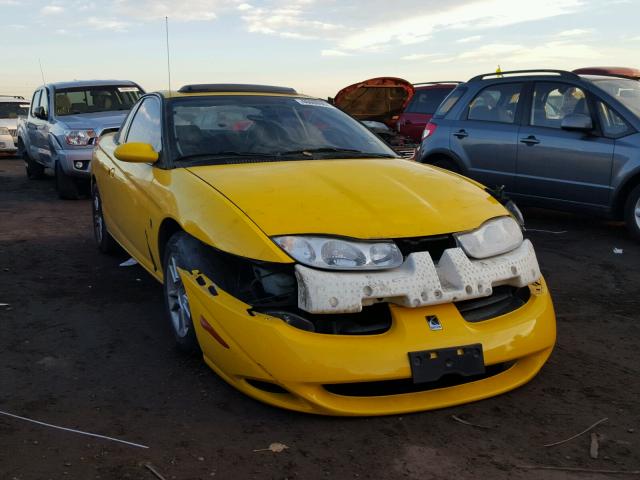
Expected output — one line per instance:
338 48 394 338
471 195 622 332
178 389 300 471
114 142 159 164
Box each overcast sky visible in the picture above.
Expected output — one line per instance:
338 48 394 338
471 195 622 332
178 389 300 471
2 0 639 99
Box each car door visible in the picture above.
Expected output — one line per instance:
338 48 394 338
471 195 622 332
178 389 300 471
515 81 614 208
449 82 525 192
26 90 41 159
108 96 163 269
35 88 53 166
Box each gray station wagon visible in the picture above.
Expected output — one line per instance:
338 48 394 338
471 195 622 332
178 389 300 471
417 69 640 239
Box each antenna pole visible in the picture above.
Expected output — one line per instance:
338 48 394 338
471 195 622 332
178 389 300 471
165 16 172 96
38 58 46 84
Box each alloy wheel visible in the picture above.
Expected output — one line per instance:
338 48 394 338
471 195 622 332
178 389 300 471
166 255 191 338
93 190 103 244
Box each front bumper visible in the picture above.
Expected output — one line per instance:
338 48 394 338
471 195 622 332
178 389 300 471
182 268 556 416
56 146 93 178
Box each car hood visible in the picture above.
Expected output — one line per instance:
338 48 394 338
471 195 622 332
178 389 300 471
56 110 128 132
334 77 415 128
187 159 506 239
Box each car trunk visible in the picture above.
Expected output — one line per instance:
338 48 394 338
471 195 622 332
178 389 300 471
333 77 415 129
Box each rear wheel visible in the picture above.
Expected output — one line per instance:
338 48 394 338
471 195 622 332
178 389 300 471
624 184 640 241
92 184 118 254
22 142 45 179
55 162 80 199
429 157 461 174
163 232 199 353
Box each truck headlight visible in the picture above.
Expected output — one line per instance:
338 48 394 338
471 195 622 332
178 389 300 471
0 127 9 136
273 236 403 270
64 129 96 146
455 216 523 259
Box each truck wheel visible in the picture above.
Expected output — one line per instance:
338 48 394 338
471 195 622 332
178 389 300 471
55 162 80 200
163 232 199 353
92 184 118 254
22 144 45 179
624 184 640 241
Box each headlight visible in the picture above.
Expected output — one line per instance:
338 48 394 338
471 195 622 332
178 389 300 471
64 129 96 146
0 127 9 135
455 216 523 259
273 236 403 270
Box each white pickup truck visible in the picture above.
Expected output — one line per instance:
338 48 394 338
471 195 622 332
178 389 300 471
0 95 29 155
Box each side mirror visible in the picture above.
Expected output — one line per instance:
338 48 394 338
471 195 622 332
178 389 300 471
33 106 47 120
114 142 159 163
561 113 593 131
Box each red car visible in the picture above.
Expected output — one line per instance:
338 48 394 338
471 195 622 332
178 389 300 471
396 82 460 142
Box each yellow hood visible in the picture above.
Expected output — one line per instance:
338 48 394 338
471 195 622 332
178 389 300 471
187 159 506 239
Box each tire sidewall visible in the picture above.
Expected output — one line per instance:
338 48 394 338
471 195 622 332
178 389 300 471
163 233 199 353
92 184 116 253
624 185 640 240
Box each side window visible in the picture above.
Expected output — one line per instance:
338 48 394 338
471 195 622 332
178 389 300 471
434 86 466 118
39 89 50 118
31 90 41 116
125 97 162 152
597 101 631 138
530 82 590 129
467 83 522 124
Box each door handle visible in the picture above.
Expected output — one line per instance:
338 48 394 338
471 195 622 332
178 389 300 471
520 136 540 145
109 168 115 178
453 129 469 139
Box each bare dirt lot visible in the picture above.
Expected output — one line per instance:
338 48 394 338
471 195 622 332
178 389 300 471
1 156 639 480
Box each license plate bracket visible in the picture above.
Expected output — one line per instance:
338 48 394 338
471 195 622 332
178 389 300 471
408 344 485 384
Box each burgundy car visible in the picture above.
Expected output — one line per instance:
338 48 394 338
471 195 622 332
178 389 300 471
396 82 460 142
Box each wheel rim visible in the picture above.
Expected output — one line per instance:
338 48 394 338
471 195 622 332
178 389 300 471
635 196 640 229
93 191 103 243
166 255 191 338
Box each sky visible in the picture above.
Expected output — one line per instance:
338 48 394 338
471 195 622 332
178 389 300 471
2 0 640 100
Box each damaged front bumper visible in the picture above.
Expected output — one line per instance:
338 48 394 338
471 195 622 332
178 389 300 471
295 240 541 314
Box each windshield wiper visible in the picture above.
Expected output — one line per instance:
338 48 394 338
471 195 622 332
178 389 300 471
175 151 279 164
278 147 397 158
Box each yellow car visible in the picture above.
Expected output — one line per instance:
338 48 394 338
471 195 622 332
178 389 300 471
91 84 556 416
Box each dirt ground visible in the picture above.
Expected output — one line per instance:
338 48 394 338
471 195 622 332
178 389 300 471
0 156 639 480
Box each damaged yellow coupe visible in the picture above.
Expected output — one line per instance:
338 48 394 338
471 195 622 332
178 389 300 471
91 84 556 416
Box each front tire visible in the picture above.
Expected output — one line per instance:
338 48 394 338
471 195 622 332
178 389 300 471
92 184 117 254
55 162 80 199
624 184 640 241
163 232 199 353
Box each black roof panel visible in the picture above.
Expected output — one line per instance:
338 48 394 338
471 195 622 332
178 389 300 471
178 84 297 94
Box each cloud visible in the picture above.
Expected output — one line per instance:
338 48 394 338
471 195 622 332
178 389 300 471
112 0 226 21
453 40 601 64
401 53 442 61
338 0 582 51
556 28 592 37
456 35 483 43
321 49 352 57
40 4 64 15
87 16 131 32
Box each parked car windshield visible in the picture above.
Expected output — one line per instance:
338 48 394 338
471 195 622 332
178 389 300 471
590 78 640 116
405 88 454 114
169 95 397 164
0 101 29 118
54 85 143 116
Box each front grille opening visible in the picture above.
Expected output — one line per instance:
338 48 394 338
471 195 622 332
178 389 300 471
245 379 289 394
455 286 531 323
394 234 456 263
259 303 393 335
324 363 509 397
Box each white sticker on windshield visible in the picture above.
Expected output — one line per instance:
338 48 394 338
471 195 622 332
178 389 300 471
118 87 139 92
20 104 30 108
294 98 332 108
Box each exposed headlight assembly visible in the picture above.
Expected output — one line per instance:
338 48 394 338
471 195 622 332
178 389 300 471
64 129 96 146
455 216 523 259
273 236 403 270
0 127 9 136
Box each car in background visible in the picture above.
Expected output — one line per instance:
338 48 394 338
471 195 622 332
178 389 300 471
17 80 144 199
333 77 418 157
417 69 640 239
0 95 29 155
396 82 460 142
91 83 555 415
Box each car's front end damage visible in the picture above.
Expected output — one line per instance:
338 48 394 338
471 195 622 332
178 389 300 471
176 217 555 416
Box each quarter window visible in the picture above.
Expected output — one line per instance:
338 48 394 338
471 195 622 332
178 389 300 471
530 82 590 129
126 97 162 152
597 101 631 138
467 83 522 124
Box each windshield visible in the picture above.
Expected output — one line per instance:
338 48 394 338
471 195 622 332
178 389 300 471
0 102 29 119
54 85 143 116
169 95 397 164
591 78 640 116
